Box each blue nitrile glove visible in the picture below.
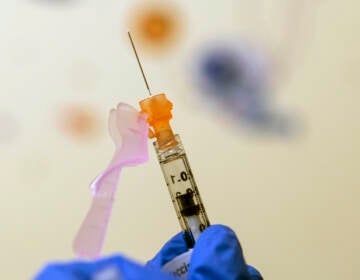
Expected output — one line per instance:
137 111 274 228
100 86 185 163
34 225 262 280
147 224 263 280
34 255 174 280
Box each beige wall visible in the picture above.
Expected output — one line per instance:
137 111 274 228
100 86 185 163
0 1 359 279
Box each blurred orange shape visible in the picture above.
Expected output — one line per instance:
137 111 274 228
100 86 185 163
128 1 183 52
58 105 100 140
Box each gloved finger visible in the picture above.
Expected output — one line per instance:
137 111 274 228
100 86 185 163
33 262 83 280
189 224 262 280
247 265 263 280
34 260 99 280
146 232 188 269
34 254 175 280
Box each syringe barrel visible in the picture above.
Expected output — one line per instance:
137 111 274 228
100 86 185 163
154 134 210 247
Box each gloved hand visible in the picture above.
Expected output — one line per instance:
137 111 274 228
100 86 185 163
34 225 263 280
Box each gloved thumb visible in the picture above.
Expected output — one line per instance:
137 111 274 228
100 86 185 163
188 224 262 280
146 232 188 269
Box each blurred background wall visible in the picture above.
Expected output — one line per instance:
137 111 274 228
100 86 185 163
0 0 359 279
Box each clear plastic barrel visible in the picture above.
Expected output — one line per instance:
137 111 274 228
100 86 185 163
154 134 210 247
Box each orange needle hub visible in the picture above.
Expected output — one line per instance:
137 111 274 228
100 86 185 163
139 93 177 150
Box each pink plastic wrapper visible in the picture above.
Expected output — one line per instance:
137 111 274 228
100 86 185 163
73 103 149 258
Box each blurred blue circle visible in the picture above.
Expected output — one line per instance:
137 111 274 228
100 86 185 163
190 39 300 136
201 52 243 92
192 40 270 115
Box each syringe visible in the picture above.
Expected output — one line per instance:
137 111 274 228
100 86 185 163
128 32 210 247
139 94 210 247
